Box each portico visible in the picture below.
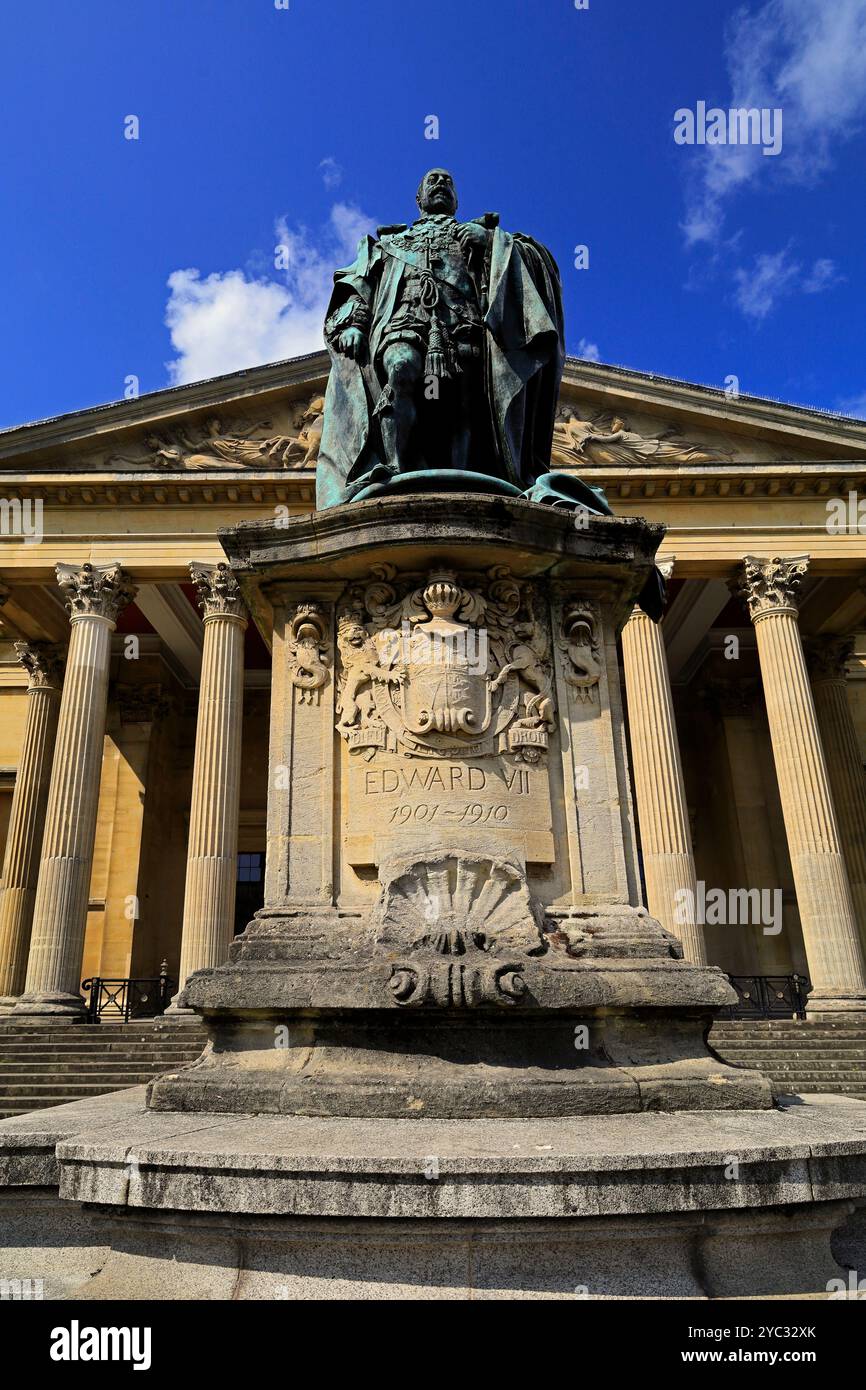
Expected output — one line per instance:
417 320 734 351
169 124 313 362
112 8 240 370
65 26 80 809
2 353 866 1024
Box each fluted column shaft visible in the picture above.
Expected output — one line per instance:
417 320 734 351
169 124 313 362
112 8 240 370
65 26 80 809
736 557 866 1018
807 638 866 961
621 598 707 964
14 563 136 1018
0 645 64 1006
174 563 247 998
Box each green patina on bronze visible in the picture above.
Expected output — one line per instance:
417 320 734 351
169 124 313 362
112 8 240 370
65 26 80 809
317 169 663 617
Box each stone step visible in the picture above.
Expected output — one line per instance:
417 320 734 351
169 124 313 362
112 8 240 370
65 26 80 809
0 1056 200 1067
0 1028 206 1041
728 1067 866 1078
0 1080 156 1098
715 1047 866 1061
0 1097 135 1116
712 1028 866 1035
711 1027 866 1039
711 1019 866 1027
0 1047 202 1061
711 1039 866 1045
773 1083 866 1096
0 1037 203 1048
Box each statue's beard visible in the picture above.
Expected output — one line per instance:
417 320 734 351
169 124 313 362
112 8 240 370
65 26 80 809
421 196 455 215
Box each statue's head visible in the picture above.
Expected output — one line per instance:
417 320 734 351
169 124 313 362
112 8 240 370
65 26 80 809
416 169 458 216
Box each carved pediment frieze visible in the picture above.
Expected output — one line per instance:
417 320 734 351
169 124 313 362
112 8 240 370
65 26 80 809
97 392 325 473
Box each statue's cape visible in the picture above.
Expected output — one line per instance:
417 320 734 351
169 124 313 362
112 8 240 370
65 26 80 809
483 227 565 488
316 235 380 510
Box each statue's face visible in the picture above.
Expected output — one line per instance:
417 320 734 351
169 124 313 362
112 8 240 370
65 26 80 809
418 169 457 215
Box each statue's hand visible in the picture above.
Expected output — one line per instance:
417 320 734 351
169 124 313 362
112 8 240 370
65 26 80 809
455 221 490 255
336 327 366 361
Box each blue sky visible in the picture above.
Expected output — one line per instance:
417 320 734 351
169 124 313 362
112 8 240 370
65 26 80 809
1 0 865 430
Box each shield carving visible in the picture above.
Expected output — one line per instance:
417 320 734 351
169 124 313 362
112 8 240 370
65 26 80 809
400 603 492 738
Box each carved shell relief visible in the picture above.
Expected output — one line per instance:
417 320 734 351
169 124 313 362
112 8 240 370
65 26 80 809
335 564 556 762
374 851 548 1008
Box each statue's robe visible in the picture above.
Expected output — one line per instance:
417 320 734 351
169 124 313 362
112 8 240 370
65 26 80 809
316 222 664 619
318 225 597 502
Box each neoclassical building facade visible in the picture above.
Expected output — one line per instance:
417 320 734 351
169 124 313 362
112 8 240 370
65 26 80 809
1 352 866 1020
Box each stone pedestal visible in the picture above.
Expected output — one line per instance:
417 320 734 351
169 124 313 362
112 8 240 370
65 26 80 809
149 497 770 1118
0 644 64 1010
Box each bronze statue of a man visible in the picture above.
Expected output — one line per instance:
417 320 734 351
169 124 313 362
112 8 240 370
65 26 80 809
317 168 609 515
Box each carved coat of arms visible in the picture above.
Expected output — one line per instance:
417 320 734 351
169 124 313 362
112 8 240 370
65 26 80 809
336 565 555 761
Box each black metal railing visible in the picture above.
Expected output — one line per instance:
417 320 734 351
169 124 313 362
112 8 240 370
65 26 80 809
81 966 174 1023
720 973 810 1020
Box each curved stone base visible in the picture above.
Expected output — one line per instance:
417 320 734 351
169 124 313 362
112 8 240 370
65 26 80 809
1 1089 865 1300
8 1202 865 1301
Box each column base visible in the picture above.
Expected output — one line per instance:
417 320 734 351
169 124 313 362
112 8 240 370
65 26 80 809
0 997 19 1015
9 990 86 1022
160 1008 203 1026
161 995 202 1023
805 988 866 1022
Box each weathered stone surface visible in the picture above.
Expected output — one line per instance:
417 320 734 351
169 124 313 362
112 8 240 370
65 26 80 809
149 499 774 1118
1 1092 865 1300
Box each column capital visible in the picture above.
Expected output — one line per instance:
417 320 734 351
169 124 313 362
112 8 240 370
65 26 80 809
805 635 854 685
14 642 64 691
733 554 809 622
189 561 247 622
114 681 172 726
56 561 136 623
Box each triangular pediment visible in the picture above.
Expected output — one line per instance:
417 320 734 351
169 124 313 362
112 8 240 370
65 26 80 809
2 353 865 487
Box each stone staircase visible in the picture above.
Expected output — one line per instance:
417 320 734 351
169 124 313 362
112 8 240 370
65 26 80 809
0 1022 207 1119
0 1019 864 1120
710 1019 866 1099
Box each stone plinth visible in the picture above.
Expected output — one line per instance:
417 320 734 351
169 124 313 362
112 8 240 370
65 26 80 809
148 497 770 1117
1 1089 865 1299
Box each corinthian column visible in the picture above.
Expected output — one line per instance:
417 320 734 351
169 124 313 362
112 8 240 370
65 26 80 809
13 563 136 1019
734 556 866 1018
169 562 247 1007
0 644 64 1009
621 566 707 964
806 636 866 961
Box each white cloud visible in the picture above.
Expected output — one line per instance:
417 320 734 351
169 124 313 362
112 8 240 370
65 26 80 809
575 338 601 362
165 202 375 386
319 156 343 189
837 391 866 419
683 0 866 246
802 257 841 293
732 247 841 320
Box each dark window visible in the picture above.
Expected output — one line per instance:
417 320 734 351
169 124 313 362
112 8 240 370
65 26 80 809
235 851 265 935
